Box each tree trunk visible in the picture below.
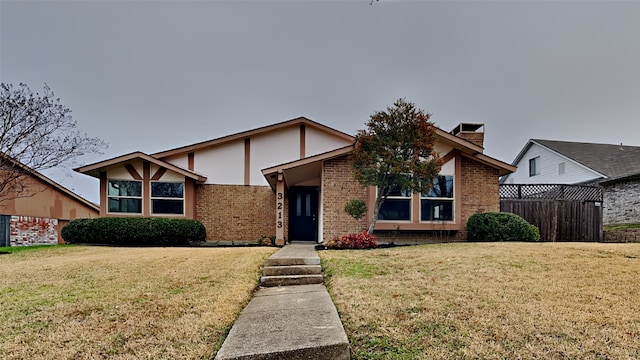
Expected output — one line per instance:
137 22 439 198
367 196 385 234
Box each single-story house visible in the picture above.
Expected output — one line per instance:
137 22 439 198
0 155 99 246
75 118 515 245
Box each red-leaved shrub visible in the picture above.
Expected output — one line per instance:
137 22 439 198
325 231 377 250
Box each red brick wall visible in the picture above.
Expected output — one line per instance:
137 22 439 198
195 184 275 241
322 154 501 244
322 155 368 242
458 155 500 239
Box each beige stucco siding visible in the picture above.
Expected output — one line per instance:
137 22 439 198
250 127 300 185
195 141 244 185
305 126 353 157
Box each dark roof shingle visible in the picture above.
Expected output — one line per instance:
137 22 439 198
534 139 640 180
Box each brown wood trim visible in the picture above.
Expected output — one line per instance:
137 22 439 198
412 192 420 224
374 222 461 231
439 149 458 165
185 179 195 219
188 152 195 171
125 164 142 180
300 124 306 159
151 167 166 181
454 152 462 224
99 171 107 216
244 138 251 185
143 161 151 217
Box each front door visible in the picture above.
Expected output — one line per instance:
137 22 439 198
288 186 319 242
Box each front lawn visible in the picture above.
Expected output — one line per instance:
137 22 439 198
320 242 640 359
0 245 276 359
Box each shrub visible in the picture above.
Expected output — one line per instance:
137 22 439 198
326 231 377 250
62 218 206 246
467 212 541 242
258 235 276 246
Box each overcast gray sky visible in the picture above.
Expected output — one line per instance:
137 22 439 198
2 0 639 203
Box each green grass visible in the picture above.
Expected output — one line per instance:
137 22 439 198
321 242 640 359
604 223 640 231
0 244 73 254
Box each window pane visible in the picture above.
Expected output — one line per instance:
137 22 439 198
296 194 302 217
151 182 184 198
108 198 142 213
378 199 411 221
421 200 453 221
305 194 311 216
382 185 411 197
108 180 142 197
424 176 453 198
152 199 184 214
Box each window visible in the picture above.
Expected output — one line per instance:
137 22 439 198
421 176 454 221
558 162 565 175
108 180 142 214
151 182 184 215
529 157 540 177
378 185 411 221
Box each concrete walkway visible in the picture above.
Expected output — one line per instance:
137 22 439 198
215 244 350 360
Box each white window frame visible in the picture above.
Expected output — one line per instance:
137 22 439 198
420 175 454 222
377 185 413 222
150 181 185 216
107 179 143 215
529 157 540 177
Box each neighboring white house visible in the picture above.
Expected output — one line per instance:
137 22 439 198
501 139 640 185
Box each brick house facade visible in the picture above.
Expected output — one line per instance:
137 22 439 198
76 118 515 245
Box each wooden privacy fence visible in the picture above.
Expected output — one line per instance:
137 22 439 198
500 184 603 242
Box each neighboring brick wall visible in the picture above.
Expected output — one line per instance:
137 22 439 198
458 156 501 240
322 155 368 242
603 179 640 225
195 184 275 241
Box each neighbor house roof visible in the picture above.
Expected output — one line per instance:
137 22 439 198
1 153 99 211
74 151 207 182
511 139 640 181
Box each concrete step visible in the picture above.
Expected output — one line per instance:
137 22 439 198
262 264 322 276
264 257 321 267
260 274 324 287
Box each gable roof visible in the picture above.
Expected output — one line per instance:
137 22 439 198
1 153 99 211
74 151 207 182
152 117 355 159
516 139 640 180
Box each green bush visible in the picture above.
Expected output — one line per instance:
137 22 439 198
62 218 206 246
467 212 541 242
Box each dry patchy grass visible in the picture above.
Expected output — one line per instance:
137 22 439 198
0 245 276 360
320 242 640 359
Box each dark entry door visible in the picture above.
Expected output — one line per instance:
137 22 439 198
288 187 319 242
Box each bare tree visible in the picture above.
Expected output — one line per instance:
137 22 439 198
0 83 106 201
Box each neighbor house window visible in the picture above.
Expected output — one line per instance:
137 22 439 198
378 185 411 221
529 157 540 177
108 180 142 214
558 162 565 175
151 182 184 215
421 176 454 221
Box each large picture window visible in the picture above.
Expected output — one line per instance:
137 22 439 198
421 176 454 221
151 182 184 215
108 180 142 214
378 185 411 221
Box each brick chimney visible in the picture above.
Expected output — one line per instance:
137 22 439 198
450 123 484 148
